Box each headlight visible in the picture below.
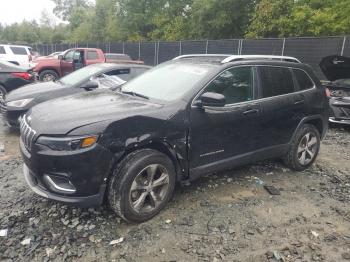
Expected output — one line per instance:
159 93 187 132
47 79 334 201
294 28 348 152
36 135 98 151
6 98 33 108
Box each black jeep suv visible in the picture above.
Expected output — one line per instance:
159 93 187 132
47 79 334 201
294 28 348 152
20 55 329 223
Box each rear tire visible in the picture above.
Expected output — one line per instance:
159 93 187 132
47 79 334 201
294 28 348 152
39 70 59 82
108 149 176 223
284 124 321 171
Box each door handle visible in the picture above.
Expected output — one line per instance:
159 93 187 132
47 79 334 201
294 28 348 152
294 100 305 105
243 109 259 115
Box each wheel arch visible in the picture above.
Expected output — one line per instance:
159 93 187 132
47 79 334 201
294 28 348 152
292 115 327 142
109 140 186 184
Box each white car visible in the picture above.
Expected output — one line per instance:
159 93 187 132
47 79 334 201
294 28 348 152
0 44 35 69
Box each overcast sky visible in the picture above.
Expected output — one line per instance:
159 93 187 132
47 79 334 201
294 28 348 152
0 0 60 25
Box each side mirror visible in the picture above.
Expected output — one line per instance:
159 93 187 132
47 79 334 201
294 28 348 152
58 55 63 60
81 80 99 90
196 92 226 108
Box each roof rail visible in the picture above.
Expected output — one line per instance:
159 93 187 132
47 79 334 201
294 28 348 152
173 54 232 60
221 55 301 64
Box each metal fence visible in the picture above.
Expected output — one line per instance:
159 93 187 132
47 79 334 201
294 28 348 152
34 36 349 80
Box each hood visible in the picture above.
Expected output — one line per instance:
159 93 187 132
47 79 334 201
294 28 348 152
320 55 350 81
27 90 162 135
6 81 66 102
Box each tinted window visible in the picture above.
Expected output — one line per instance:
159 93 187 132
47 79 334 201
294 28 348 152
294 69 314 90
10 46 28 55
259 67 294 98
0 46 5 54
87 51 98 60
205 67 254 104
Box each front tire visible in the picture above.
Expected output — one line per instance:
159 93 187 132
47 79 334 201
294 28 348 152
39 70 59 82
284 124 321 171
108 149 176 223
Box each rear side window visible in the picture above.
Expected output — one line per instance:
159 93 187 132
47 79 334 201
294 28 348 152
293 69 314 90
0 46 5 54
205 66 254 104
87 51 98 60
10 46 28 55
259 66 295 98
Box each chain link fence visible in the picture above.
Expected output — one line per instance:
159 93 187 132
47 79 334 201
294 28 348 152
34 36 349 79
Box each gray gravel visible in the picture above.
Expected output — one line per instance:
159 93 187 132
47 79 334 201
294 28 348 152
1 118 350 262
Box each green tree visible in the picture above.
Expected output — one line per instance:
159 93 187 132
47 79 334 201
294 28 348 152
190 0 255 39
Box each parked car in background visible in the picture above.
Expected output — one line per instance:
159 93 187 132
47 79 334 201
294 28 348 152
19 55 329 223
33 48 144 82
320 55 350 125
105 53 144 64
0 61 35 99
0 44 36 68
1 63 150 127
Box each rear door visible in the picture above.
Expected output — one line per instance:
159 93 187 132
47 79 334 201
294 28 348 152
85 50 101 66
257 66 302 148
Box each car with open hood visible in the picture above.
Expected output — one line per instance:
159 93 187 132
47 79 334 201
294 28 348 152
20 54 329 223
1 63 150 127
320 55 350 125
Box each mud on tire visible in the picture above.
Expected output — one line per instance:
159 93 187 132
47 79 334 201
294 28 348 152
108 149 176 223
284 124 321 171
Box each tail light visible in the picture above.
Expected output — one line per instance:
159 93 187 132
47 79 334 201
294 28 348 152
325 88 331 98
11 72 33 81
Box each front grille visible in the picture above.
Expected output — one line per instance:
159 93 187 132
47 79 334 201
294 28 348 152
20 116 37 150
0 94 6 114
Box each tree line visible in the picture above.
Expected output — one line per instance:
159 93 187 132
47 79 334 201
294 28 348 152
1 0 350 44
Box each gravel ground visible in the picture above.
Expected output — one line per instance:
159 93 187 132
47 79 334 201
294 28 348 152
1 116 350 262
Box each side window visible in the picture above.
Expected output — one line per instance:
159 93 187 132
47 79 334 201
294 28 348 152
259 66 295 98
205 67 254 105
64 50 75 61
87 51 98 60
10 46 28 55
293 69 314 91
0 46 6 54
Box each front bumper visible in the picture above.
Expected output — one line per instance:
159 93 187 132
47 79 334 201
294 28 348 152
20 135 114 208
23 164 106 207
329 97 350 125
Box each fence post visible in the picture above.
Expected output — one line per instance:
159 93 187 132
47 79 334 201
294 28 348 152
341 36 346 56
281 38 286 56
138 42 141 60
157 42 160 65
205 40 209 54
154 42 157 66
122 42 125 54
179 41 182 55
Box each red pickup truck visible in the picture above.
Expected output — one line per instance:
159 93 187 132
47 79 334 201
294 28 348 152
33 48 143 82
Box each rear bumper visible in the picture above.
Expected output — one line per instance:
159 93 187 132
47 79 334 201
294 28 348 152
23 164 106 207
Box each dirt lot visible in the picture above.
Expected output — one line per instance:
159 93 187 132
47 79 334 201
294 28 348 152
1 116 350 262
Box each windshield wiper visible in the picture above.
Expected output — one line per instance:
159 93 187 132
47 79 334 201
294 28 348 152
121 90 149 100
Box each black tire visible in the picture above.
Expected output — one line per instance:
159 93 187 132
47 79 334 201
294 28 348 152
108 149 176 223
283 124 321 171
39 70 59 82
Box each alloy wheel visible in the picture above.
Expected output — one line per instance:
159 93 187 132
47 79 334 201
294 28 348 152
42 74 56 82
297 132 318 166
129 164 170 214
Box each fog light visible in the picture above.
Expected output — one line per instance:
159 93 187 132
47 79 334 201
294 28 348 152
43 175 76 194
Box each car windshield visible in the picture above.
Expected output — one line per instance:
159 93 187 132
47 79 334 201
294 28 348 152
59 66 104 86
121 62 213 101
